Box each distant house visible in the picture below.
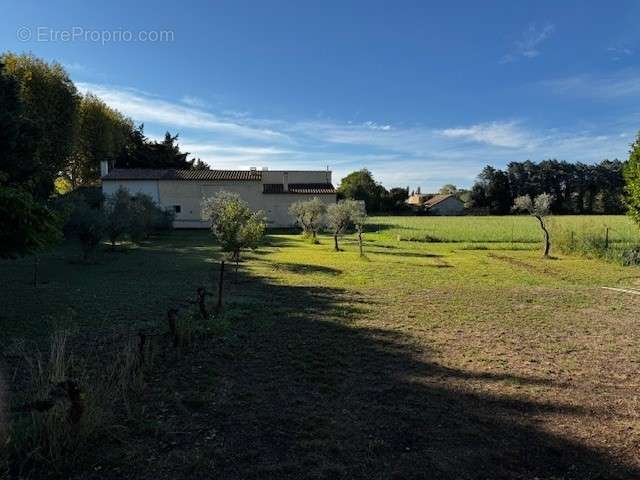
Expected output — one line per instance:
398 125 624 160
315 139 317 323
407 192 464 215
100 161 336 228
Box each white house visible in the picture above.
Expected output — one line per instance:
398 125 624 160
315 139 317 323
406 193 465 215
425 194 465 215
100 161 337 228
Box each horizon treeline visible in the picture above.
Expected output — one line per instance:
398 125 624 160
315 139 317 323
468 159 625 215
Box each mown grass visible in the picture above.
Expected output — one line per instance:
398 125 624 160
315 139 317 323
2 216 640 478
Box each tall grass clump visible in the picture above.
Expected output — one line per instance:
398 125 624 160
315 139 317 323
5 329 155 476
551 220 640 265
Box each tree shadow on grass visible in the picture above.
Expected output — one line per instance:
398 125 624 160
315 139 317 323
370 250 444 259
145 267 639 480
268 262 342 276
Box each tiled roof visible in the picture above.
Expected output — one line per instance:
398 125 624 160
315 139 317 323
102 168 262 181
263 183 336 194
424 194 456 207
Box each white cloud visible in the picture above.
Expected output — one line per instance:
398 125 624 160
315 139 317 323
363 121 392 131
180 95 210 108
63 62 87 73
438 121 533 148
76 82 286 141
501 23 555 63
542 70 640 99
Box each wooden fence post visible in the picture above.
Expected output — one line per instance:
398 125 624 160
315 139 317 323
605 227 609 249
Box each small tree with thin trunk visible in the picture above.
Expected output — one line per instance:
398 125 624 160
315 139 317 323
288 197 327 242
513 193 553 257
202 191 266 270
351 200 367 256
327 199 363 252
66 197 106 262
104 187 133 248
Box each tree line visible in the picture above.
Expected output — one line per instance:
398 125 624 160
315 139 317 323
469 159 625 215
335 160 628 216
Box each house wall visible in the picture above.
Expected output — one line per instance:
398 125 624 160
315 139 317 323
102 180 160 203
261 193 336 227
162 180 263 227
102 179 336 228
430 197 465 215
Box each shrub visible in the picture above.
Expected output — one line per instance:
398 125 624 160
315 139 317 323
128 193 174 241
327 199 365 252
0 185 62 259
622 247 640 266
64 196 106 261
202 191 266 265
153 208 175 233
104 187 133 247
289 198 327 240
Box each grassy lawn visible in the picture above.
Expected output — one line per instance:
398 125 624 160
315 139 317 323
2 216 640 478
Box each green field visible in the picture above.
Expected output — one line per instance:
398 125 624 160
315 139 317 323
2 216 640 479
369 214 639 245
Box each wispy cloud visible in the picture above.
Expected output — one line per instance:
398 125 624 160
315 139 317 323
542 70 640 99
363 121 392 131
608 45 634 61
76 82 286 141
63 62 88 73
438 121 532 148
501 23 555 63
181 95 210 108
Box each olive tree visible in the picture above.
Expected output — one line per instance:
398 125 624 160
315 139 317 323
513 193 553 257
202 191 266 269
65 196 106 262
104 187 133 247
350 200 367 256
288 197 327 241
327 199 364 252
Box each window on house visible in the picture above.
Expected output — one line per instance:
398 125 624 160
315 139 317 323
173 205 181 213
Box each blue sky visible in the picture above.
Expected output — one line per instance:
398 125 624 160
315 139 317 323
2 0 639 191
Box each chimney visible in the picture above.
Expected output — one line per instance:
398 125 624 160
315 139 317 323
283 172 289 192
261 166 269 171
100 160 109 177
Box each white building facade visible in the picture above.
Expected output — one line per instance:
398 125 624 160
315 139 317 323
101 163 336 228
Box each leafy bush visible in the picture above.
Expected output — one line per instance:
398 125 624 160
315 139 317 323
66 198 106 261
621 247 640 266
104 187 133 246
289 197 327 240
0 185 62 259
153 208 175 232
128 193 174 241
202 191 266 264
327 199 367 251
